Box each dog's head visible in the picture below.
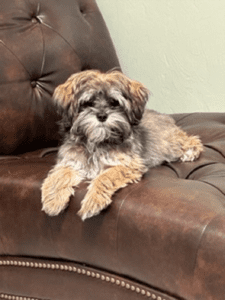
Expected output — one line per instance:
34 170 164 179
54 70 150 147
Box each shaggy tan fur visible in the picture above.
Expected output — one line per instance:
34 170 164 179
41 70 203 221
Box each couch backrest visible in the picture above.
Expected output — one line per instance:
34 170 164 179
0 0 120 154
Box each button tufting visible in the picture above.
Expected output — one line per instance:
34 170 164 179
31 81 37 88
31 15 41 24
80 7 85 14
79 5 87 16
31 17 37 23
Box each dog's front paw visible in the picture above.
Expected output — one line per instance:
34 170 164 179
77 190 112 221
41 183 75 216
180 149 197 162
180 136 203 162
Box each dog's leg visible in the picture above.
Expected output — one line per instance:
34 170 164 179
175 128 203 162
41 165 84 216
78 155 147 221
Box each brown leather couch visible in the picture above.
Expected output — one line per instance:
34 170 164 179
0 1 225 299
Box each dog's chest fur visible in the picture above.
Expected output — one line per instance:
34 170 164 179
57 133 144 180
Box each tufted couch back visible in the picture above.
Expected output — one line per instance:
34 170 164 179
0 0 120 155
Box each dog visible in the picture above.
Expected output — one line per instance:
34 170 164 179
41 70 203 221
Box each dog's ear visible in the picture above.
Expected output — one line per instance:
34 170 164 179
53 70 102 117
53 73 86 117
124 79 150 125
107 71 150 125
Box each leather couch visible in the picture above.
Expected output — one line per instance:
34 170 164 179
0 0 225 299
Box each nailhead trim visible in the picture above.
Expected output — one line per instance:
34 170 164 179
0 260 168 300
0 294 48 300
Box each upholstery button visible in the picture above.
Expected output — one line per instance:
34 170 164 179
31 15 41 23
31 81 36 88
31 17 37 23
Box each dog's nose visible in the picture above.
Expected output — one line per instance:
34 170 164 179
97 112 108 122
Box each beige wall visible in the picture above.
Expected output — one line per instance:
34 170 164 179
97 0 225 114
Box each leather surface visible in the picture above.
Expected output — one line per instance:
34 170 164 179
0 257 176 300
0 0 120 155
1 113 225 300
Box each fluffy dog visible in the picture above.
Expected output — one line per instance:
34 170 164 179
41 70 203 221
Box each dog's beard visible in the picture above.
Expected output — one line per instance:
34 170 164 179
71 110 131 151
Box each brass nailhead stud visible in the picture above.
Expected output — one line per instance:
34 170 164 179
116 280 120 285
0 260 161 299
136 287 141 293
141 289 146 295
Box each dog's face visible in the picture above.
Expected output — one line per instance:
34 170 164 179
54 70 149 147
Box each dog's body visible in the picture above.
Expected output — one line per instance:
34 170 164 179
41 70 203 221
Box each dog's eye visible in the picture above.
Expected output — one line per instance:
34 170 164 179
83 100 94 108
109 97 119 107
